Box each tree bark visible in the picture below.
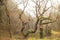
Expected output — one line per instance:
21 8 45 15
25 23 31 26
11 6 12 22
40 28 43 38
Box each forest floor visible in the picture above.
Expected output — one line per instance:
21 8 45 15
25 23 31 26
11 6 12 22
0 30 60 40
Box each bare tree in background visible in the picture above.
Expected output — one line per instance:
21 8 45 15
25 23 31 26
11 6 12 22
33 0 58 38
0 0 13 38
19 0 58 38
0 0 4 23
18 0 30 38
0 0 59 39
17 0 59 38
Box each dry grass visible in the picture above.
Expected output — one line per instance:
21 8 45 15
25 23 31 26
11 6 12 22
0 30 60 40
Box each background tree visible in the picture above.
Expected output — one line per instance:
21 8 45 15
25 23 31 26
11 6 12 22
18 0 58 38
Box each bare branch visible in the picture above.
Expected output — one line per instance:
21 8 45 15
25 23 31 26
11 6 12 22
41 0 49 16
21 18 39 38
41 20 56 25
19 0 28 18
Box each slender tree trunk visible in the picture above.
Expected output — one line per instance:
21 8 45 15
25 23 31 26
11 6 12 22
8 29 12 38
45 25 52 36
47 27 51 36
0 6 2 23
44 21 52 37
40 28 43 38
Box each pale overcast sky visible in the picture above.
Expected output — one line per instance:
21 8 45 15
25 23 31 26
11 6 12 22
14 0 60 17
